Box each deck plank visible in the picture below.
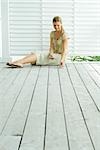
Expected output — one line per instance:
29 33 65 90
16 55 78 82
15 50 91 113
0 136 21 150
0 68 10 83
71 63 100 150
19 67 48 150
45 67 69 150
58 65 94 150
82 63 100 88
2 67 39 136
90 63 100 75
74 63 100 110
0 63 100 150
0 67 31 133
0 68 20 96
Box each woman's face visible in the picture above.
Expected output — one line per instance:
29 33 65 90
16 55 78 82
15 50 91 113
53 21 62 31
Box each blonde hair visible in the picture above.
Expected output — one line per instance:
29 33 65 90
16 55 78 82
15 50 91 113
52 16 64 34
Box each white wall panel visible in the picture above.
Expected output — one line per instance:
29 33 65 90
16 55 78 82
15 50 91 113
74 1 100 55
0 0 2 57
8 0 100 56
9 0 42 56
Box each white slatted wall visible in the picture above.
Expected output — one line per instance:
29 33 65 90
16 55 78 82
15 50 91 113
74 0 100 55
9 0 100 56
0 0 2 57
9 0 74 56
9 0 42 56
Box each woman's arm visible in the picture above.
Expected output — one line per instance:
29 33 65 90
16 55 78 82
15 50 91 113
60 37 68 66
48 32 54 59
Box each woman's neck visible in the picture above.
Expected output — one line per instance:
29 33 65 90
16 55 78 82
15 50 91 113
55 31 62 40
55 30 61 33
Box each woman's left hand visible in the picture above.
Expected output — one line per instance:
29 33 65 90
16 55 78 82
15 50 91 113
60 61 65 67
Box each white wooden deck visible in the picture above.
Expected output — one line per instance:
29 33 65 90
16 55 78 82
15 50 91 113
0 62 100 150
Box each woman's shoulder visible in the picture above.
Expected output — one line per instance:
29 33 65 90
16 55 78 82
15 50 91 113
50 30 55 34
62 31 69 40
50 31 55 38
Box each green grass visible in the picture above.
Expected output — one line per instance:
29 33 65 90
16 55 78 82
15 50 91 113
71 56 100 62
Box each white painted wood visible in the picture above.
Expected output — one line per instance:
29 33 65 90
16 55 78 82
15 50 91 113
0 69 20 96
58 66 94 150
19 67 48 150
0 136 20 150
45 67 69 150
74 0 100 55
74 63 100 110
69 63 100 150
9 0 42 56
90 63 100 75
0 67 31 133
1 0 100 58
0 62 7 67
2 67 39 136
0 68 10 83
0 0 2 58
82 63 100 88
0 67 3 72
0 0 11 62
0 63 100 149
8 0 73 56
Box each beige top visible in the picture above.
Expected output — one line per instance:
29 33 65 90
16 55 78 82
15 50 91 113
50 31 67 54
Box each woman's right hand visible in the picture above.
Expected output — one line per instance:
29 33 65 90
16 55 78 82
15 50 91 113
48 53 54 59
59 60 65 68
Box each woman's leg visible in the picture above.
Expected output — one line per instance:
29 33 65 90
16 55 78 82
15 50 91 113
13 53 37 64
7 53 37 67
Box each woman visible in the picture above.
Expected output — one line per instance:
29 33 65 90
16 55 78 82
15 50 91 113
6 16 69 68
